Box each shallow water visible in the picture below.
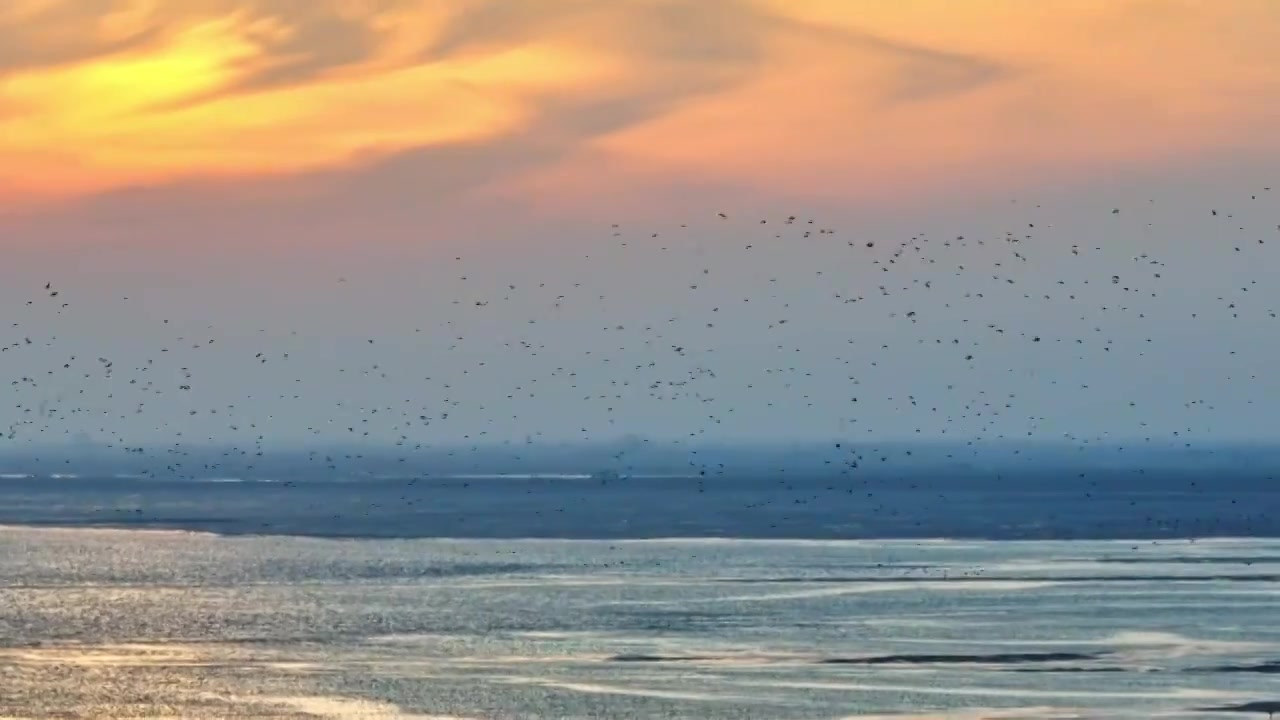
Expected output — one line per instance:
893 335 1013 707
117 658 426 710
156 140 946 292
1 528 1277 718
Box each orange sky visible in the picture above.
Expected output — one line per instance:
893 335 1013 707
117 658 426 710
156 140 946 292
3 0 1280 210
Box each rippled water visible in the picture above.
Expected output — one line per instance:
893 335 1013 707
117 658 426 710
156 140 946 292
1 528 1277 718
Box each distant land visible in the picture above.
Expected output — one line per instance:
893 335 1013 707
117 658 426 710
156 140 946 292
0 440 1277 540
4 437 1280 482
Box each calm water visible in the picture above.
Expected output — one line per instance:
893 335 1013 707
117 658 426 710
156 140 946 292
1 528 1277 718
1 475 1277 539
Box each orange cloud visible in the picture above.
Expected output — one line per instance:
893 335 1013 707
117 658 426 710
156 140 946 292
574 0 1280 203
1 2 630 201
2 0 1279 209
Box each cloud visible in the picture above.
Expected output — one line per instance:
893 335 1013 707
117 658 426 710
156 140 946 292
0 0 788 203
778 17 1011 106
0 1 383 77
0 1 145 72
3 0 1279 213
0 0 1022 209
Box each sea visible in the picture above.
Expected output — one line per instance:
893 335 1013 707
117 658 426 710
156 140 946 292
0 476 1278 718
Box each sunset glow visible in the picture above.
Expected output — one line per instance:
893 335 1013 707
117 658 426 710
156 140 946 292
2 0 1279 206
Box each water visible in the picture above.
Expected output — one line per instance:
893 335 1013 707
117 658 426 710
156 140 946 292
1 475 1277 539
2 527 1277 718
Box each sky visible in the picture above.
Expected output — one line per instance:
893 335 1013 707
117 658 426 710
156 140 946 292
2 1 1280 450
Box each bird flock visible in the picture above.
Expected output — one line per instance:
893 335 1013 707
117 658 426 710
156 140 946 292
2 190 1279 531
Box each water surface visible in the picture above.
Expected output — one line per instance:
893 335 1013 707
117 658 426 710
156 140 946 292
2 528 1277 718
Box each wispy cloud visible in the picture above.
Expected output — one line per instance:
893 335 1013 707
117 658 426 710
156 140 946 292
0 1 783 202
2 0 1279 209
